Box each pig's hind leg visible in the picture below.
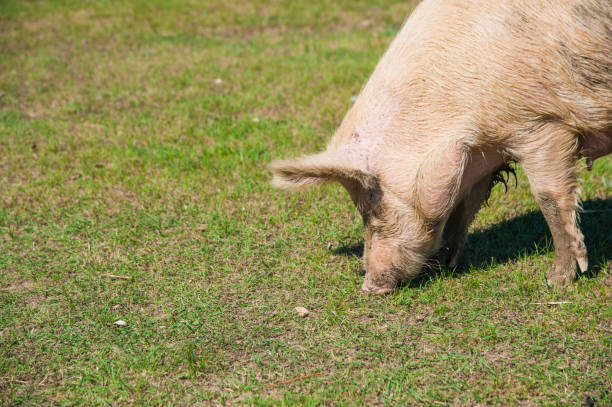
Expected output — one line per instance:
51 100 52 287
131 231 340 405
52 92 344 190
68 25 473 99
516 125 588 287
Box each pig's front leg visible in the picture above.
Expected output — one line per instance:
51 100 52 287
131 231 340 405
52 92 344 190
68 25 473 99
442 174 494 268
517 126 588 287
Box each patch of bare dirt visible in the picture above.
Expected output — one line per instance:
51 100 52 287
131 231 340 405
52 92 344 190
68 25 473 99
1 279 35 293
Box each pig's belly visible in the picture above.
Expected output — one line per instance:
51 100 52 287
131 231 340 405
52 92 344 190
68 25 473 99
582 129 612 165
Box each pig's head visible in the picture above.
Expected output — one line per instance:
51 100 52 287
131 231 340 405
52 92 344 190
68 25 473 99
271 142 468 294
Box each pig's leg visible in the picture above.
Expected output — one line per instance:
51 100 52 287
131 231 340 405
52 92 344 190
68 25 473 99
517 129 587 287
443 174 493 267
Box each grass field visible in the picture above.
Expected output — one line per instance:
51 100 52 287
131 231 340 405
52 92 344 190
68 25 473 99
1 0 611 405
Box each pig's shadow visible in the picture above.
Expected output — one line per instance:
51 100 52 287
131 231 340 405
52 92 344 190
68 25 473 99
332 197 612 286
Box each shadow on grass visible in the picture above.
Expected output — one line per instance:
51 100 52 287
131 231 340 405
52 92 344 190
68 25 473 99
332 197 612 287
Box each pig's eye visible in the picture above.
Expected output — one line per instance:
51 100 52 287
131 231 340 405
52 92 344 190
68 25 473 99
424 218 442 233
361 211 371 224
359 204 374 224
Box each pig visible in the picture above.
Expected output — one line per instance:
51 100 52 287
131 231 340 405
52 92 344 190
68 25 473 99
271 0 612 294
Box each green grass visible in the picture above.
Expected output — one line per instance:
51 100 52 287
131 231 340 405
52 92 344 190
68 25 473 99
1 0 611 405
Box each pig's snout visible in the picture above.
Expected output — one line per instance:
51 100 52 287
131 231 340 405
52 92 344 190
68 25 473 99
361 276 396 295
361 237 399 295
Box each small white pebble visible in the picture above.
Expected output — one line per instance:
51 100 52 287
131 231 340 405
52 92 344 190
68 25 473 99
214 78 222 85
252 117 260 123
350 95 358 102
114 320 127 326
295 307 310 317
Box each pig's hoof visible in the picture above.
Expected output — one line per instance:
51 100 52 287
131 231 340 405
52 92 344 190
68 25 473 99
545 265 575 288
361 280 395 295
576 255 588 273
447 251 460 268
546 273 571 288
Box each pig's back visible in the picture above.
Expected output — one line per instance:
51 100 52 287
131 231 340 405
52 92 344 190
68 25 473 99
343 0 612 150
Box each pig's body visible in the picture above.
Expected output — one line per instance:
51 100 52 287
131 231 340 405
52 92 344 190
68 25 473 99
272 0 612 294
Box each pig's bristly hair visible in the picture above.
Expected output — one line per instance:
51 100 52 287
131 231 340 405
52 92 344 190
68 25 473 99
270 150 377 191
490 162 517 194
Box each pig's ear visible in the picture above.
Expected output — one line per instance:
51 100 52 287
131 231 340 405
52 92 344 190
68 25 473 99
415 141 468 220
270 150 377 191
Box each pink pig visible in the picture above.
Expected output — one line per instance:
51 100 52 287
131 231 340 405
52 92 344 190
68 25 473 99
271 0 612 294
